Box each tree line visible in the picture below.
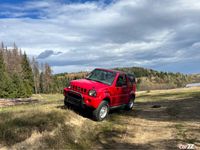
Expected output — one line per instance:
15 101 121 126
0 42 54 98
0 42 86 98
55 67 199 91
113 67 195 90
1 42 199 98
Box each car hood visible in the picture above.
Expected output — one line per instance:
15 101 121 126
70 79 109 91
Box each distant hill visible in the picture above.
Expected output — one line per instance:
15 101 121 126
54 67 200 91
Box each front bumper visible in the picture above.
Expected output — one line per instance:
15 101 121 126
64 89 101 109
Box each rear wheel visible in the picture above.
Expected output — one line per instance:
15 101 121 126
93 101 109 121
125 95 135 110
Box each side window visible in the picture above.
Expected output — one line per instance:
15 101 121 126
116 75 127 87
127 73 136 84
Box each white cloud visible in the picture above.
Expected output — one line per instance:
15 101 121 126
0 0 200 73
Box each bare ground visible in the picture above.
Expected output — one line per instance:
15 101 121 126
0 88 200 150
0 99 38 107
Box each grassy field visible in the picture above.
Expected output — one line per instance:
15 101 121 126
0 88 200 149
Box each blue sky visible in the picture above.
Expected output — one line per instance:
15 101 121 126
0 0 200 74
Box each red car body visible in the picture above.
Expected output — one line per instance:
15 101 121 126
63 68 136 109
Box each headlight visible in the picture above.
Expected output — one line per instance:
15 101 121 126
68 85 71 89
88 89 97 97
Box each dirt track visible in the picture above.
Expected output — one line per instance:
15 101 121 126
98 101 200 149
0 99 38 107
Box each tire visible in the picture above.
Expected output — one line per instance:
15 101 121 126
93 101 109 121
125 95 135 111
64 96 70 108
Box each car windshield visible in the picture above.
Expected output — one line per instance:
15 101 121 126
86 69 116 85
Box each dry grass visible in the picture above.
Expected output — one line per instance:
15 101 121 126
0 87 200 149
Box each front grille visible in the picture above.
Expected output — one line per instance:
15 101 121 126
71 85 87 94
66 91 82 106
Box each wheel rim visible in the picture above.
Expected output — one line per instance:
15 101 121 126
129 101 134 108
99 106 108 119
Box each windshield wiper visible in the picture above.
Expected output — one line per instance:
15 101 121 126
85 77 92 80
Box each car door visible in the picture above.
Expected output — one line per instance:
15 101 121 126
115 74 129 105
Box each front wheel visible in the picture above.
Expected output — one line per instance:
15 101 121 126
125 95 135 110
93 101 109 121
64 96 70 108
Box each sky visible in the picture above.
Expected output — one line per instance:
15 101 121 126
0 0 200 74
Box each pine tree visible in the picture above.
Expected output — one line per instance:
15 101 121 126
21 52 34 97
44 63 53 93
0 42 4 50
39 72 44 93
31 58 40 94
13 42 18 50
9 73 26 98
0 51 10 98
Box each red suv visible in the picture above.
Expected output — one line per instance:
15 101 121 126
63 68 136 121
